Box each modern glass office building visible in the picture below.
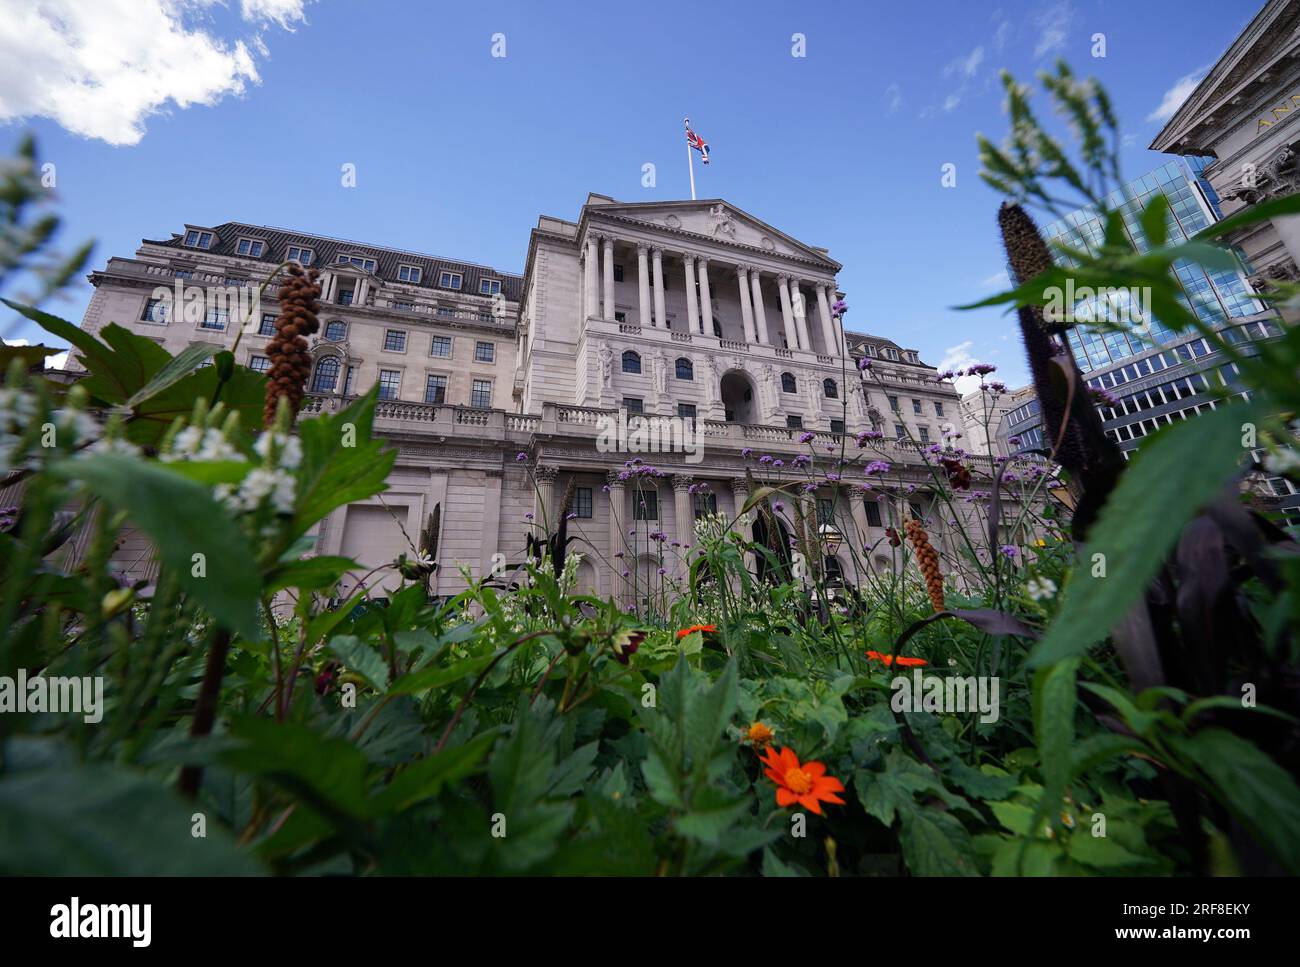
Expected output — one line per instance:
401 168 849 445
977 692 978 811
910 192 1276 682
1042 159 1263 373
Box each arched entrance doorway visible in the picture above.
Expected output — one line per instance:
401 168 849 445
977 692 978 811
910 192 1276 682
720 370 758 424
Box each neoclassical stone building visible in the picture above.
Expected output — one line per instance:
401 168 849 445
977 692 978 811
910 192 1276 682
1151 0 1300 298
75 194 1001 602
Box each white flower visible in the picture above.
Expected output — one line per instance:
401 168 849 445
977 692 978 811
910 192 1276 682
1264 447 1300 476
1026 576 1058 602
254 431 301 470
164 425 243 463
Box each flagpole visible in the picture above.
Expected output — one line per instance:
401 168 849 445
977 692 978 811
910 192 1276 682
684 116 696 200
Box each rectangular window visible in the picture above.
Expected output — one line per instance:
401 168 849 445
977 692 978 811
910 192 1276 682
912 399 922 414
474 341 495 363
919 427 930 444
384 330 407 352
693 492 717 516
816 498 834 526
895 424 906 440
889 395 899 412
337 254 377 272
934 401 945 417
471 378 492 408
830 418 845 434
378 369 402 400
343 365 356 396
623 397 643 414
424 374 447 404
259 313 276 336
142 298 169 324
480 278 502 296
439 271 463 290
786 415 803 429
613 265 625 283
249 355 270 374
183 230 213 249
430 335 452 357
236 238 265 257
286 245 313 265
865 501 882 528
677 403 697 421
398 264 422 284
633 490 658 520
574 487 593 518
201 308 228 330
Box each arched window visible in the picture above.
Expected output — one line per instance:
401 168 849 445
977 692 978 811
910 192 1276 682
324 320 347 341
675 357 693 380
311 356 340 393
781 372 797 394
622 350 641 374
823 378 838 399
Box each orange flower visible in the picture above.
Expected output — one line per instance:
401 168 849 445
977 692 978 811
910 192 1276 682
742 721 775 748
866 650 928 668
759 746 846 815
676 623 717 640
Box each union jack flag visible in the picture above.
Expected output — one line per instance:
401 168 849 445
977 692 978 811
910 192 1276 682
685 122 710 165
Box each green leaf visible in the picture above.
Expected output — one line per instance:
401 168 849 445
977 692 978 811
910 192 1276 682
368 730 497 814
1168 727 1300 874
265 555 359 593
1067 833 1151 869
1028 402 1264 667
124 341 220 407
294 388 396 537
1193 191 1300 242
327 635 389 691
1032 657 1079 835
50 452 260 636
0 763 262 875
387 653 494 696
898 807 979 876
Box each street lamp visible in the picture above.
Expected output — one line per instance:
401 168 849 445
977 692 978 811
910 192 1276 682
818 523 843 556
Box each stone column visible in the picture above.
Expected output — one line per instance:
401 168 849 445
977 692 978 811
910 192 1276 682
601 235 616 321
790 279 812 351
583 237 599 323
849 488 871 558
683 254 699 334
750 270 770 345
697 258 713 336
777 274 798 350
637 243 652 327
607 471 627 603
651 247 667 329
730 477 756 579
672 475 694 580
533 465 558 532
816 284 837 356
737 265 755 343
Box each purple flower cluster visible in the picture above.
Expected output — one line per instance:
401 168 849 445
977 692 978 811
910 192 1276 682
798 431 815 444
864 460 891 476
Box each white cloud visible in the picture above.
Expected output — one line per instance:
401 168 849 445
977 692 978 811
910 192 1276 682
939 340 984 394
1146 66 1210 123
942 92 963 112
884 82 904 115
1033 1 1074 59
943 46 985 80
992 16 1012 52
980 270 1010 289
0 0 314 146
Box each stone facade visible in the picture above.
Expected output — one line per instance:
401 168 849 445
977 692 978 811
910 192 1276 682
1150 0 1300 301
72 195 1005 601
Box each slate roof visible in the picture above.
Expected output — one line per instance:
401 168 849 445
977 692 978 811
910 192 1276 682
148 222 524 302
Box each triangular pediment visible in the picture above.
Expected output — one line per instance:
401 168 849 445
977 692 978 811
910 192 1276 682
584 198 840 270
1151 0 1300 151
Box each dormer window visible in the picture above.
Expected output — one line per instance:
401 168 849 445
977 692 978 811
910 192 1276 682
287 245 314 266
236 237 265 257
337 254 377 272
480 278 502 296
439 271 463 290
183 229 214 249
883 347 900 361
398 264 422 284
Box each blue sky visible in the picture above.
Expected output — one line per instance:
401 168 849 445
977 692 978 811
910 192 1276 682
0 0 1262 391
